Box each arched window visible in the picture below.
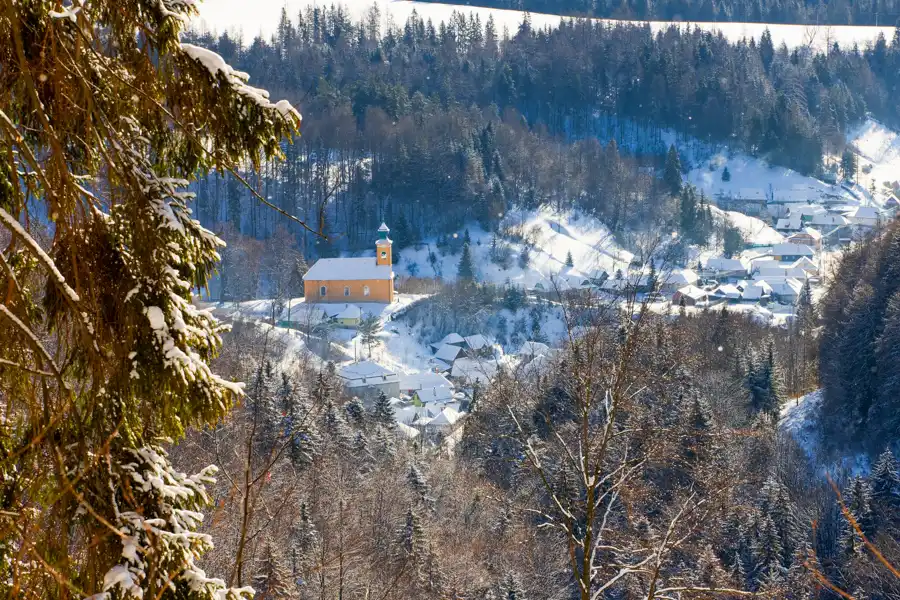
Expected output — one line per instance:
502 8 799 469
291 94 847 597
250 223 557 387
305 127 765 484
363 285 370 297
380 250 387 259
344 286 351 297
319 285 326 297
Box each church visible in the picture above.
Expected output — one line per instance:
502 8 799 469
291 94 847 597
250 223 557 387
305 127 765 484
302 223 395 304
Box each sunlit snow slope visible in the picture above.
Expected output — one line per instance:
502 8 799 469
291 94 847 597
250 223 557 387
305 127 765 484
192 0 893 50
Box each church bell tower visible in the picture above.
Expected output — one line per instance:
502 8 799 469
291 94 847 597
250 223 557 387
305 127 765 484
376 223 392 266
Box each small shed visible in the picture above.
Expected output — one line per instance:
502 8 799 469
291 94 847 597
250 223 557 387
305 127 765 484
672 285 709 307
334 304 362 328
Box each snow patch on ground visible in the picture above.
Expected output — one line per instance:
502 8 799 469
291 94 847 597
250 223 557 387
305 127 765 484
848 119 900 207
780 390 823 461
193 0 895 51
688 153 846 209
395 207 633 285
780 389 871 476
711 206 784 246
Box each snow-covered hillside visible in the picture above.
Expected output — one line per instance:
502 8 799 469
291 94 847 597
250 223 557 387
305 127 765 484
192 0 894 50
848 119 900 207
395 207 633 286
688 153 843 207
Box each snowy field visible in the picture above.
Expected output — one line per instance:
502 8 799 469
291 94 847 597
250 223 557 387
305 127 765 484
192 0 895 50
688 153 849 208
848 120 900 207
394 206 634 286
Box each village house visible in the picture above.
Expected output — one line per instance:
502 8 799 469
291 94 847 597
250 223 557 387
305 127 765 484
659 269 699 293
672 285 709 307
792 257 819 277
702 257 749 281
303 223 395 304
433 343 464 364
740 281 772 304
399 371 454 395
769 243 815 262
843 205 881 228
451 357 499 385
810 212 850 229
412 386 455 405
786 228 823 250
764 278 804 304
333 304 362 328
711 284 743 303
337 360 400 401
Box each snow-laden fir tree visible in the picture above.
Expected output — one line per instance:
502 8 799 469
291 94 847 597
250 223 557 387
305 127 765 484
458 242 476 281
0 0 300 596
372 391 396 429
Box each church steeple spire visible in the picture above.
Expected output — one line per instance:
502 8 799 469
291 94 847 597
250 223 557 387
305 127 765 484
376 223 392 266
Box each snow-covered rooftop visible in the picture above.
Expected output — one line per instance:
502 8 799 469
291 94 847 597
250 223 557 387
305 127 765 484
519 340 551 356
428 406 463 427
338 360 398 387
434 333 465 347
303 257 393 281
336 304 362 319
395 422 420 439
399 371 454 391
771 243 815 257
414 386 455 404
464 334 492 350
434 344 464 363
704 257 748 273
451 358 499 383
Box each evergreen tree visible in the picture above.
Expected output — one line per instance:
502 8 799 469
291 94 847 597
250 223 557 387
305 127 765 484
0 0 300 593
518 245 531 269
723 225 745 258
373 391 396 429
393 212 414 251
665 145 683 195
870 448 900 525
722 166 732 182
458 242 476 281
253 541 296 599
841 148 858 180
345 397 367 428
565 250 574 268
407 462 433 506
746 342 784 416
359 313 383 357
290 503 319 580
498 573 528 599
840 476 875 555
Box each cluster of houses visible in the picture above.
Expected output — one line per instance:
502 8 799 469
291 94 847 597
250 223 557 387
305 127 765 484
671 244 820 308
334 338 557 442
774 202 882 245
429 333 499 382
335 361 464 441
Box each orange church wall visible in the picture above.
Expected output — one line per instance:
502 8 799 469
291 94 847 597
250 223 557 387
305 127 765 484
303 278 394 304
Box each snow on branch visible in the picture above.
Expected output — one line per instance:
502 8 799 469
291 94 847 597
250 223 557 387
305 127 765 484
89 445 253 600
180 44 302 122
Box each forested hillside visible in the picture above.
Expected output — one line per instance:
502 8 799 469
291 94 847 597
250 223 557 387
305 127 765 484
820 219 900 451
185 5 900 261
418 0 900 26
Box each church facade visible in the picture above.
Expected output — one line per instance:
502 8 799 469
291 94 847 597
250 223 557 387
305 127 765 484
302 223 395 304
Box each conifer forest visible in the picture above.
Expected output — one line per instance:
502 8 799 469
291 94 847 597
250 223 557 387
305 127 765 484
2 1 900 599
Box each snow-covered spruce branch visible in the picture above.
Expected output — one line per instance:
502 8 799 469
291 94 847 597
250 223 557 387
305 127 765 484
90 445 253 600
